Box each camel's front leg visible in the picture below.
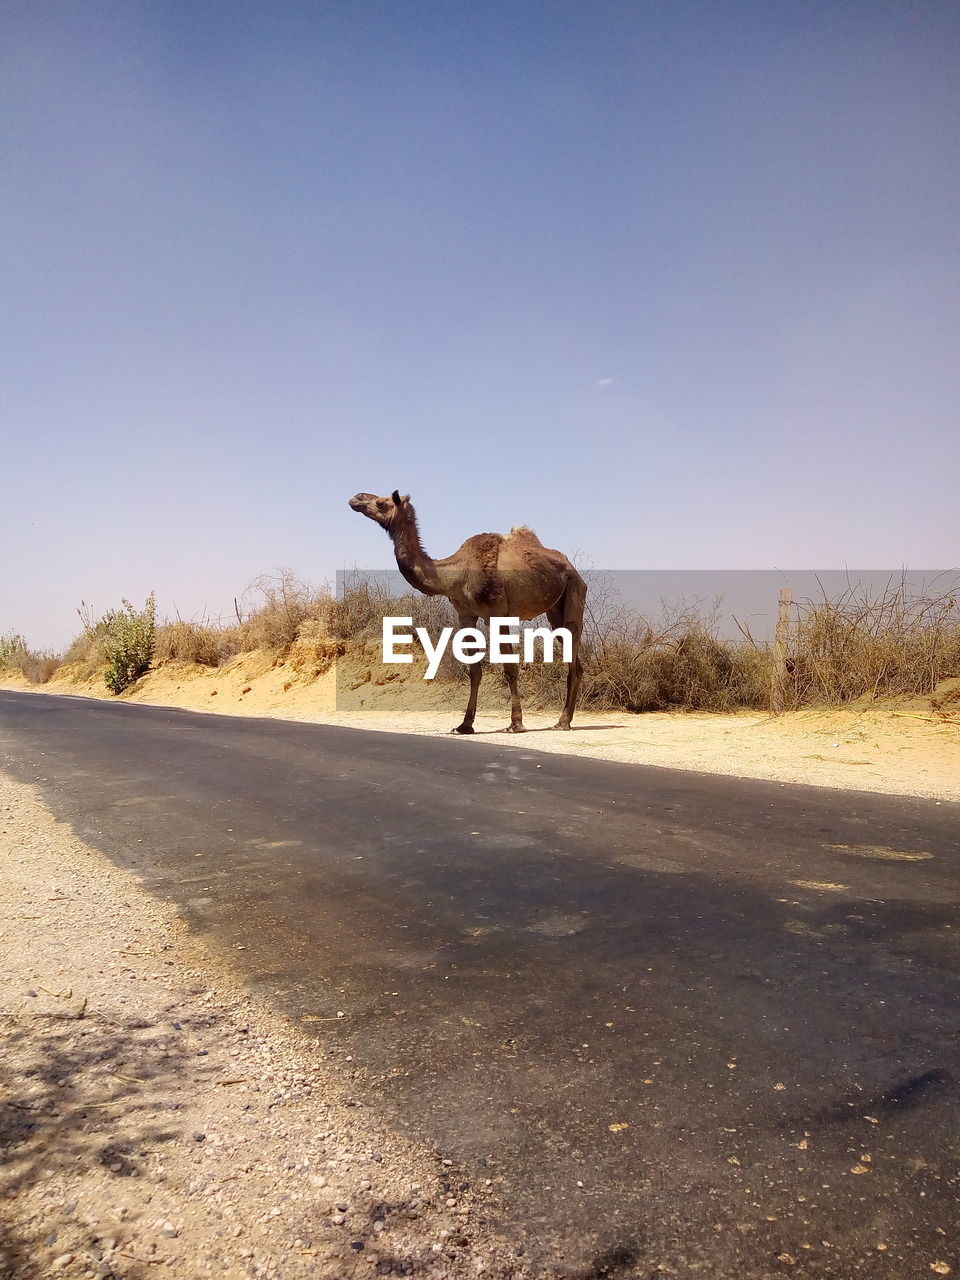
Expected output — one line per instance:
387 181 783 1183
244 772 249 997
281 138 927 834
451 659 482 734
500 662 525 733
451 614 483 734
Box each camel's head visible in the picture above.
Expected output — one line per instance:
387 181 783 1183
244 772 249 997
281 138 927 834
348 489 411 529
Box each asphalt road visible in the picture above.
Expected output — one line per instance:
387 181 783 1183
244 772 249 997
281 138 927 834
1 689 958 1278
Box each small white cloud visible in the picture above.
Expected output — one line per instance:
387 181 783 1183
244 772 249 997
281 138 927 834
597 377 613 387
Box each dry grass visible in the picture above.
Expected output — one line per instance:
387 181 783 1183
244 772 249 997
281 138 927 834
333 573 456 642
786 577 960 707
0 633 62 685
145 572 336 669
61 603 115 679
17 651 61 684
154 620 242 667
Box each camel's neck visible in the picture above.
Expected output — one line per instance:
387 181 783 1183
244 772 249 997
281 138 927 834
388 511 441 594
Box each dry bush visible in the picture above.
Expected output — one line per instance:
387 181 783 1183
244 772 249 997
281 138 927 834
238 569 334 655
724 641 773 710
18 651 62 684
1 632 63 685
333 576 395 641
148 571 342 668
62 603 113 678
786 577 960 707
333 576 455 641
566 598 768 713
62 632 98 668
154 620 242 667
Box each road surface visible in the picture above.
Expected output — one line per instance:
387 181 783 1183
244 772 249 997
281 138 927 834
1 690 958 1277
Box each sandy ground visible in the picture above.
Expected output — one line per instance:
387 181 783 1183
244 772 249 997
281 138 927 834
0 771 528 1280
2 658 958 803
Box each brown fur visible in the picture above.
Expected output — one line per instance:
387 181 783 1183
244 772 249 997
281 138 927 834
348 490 587 734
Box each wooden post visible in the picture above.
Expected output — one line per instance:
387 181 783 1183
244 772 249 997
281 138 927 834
771 585 793 715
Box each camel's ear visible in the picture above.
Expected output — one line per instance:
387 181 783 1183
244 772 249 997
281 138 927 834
391 489 401 504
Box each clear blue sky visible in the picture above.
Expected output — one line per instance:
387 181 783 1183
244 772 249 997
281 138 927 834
2 1 957 650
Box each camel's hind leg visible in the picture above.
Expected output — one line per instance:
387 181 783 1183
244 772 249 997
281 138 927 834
548 577 586 730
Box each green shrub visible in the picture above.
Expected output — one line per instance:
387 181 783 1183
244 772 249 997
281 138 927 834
100 594 157 694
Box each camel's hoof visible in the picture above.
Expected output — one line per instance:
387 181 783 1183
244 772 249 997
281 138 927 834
500 723 526 734
451 724 475 735
553 721 572 731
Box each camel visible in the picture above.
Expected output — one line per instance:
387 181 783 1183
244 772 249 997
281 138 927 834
348 490 587 734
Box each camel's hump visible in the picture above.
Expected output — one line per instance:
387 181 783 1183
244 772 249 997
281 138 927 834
450 532 504 569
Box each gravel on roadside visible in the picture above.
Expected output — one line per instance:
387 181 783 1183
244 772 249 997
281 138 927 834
0 770 530 1280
